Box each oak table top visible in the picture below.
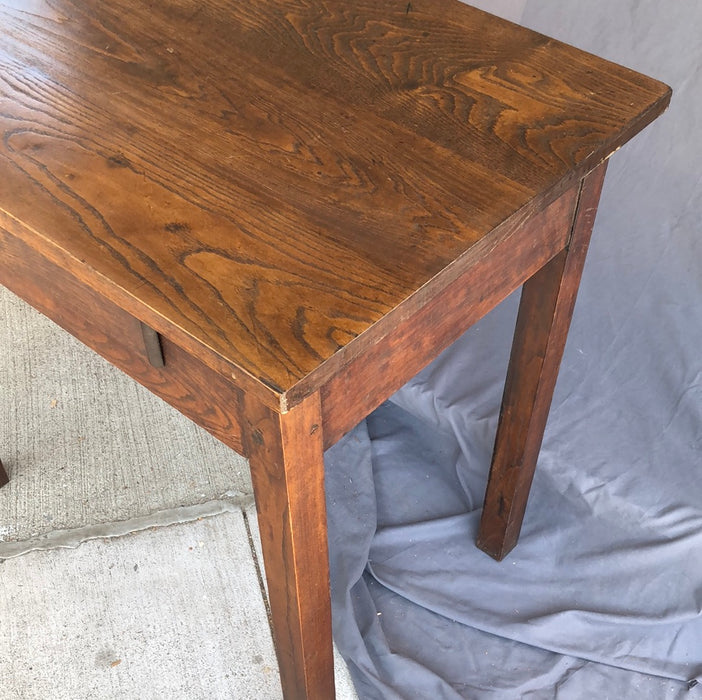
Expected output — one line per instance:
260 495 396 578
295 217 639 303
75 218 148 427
0 2 670 698
0 0 669 408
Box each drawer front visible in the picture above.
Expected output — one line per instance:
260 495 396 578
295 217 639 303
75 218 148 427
0 229 244 455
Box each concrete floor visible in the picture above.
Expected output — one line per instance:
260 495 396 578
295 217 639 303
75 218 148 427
0 286 358 699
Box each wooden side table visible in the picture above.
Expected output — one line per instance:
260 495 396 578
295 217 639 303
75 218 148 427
0 1 670 697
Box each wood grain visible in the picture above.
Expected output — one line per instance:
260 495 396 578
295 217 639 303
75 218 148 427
476 162 608 561
0 228 245 455
0 0 671 406
320 180 579 447
0 4 673 696
240 391 334 700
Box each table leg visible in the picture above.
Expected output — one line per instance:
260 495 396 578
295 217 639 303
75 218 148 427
0 458 8 487
477 162 608 561
241 391 335 700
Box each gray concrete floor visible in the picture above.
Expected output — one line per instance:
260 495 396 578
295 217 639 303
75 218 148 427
0 287 358 699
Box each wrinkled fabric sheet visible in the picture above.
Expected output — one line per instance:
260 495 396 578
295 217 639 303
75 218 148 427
325 1 702 697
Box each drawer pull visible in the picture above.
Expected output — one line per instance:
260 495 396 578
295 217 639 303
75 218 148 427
140 322 165 368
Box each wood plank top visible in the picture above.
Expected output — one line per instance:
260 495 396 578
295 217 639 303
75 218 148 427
0 0 670 408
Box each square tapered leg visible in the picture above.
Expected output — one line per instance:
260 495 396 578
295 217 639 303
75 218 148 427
240 391 335 700
477 162 608 561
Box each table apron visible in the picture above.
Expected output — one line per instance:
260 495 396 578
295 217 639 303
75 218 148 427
320 180 581 449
